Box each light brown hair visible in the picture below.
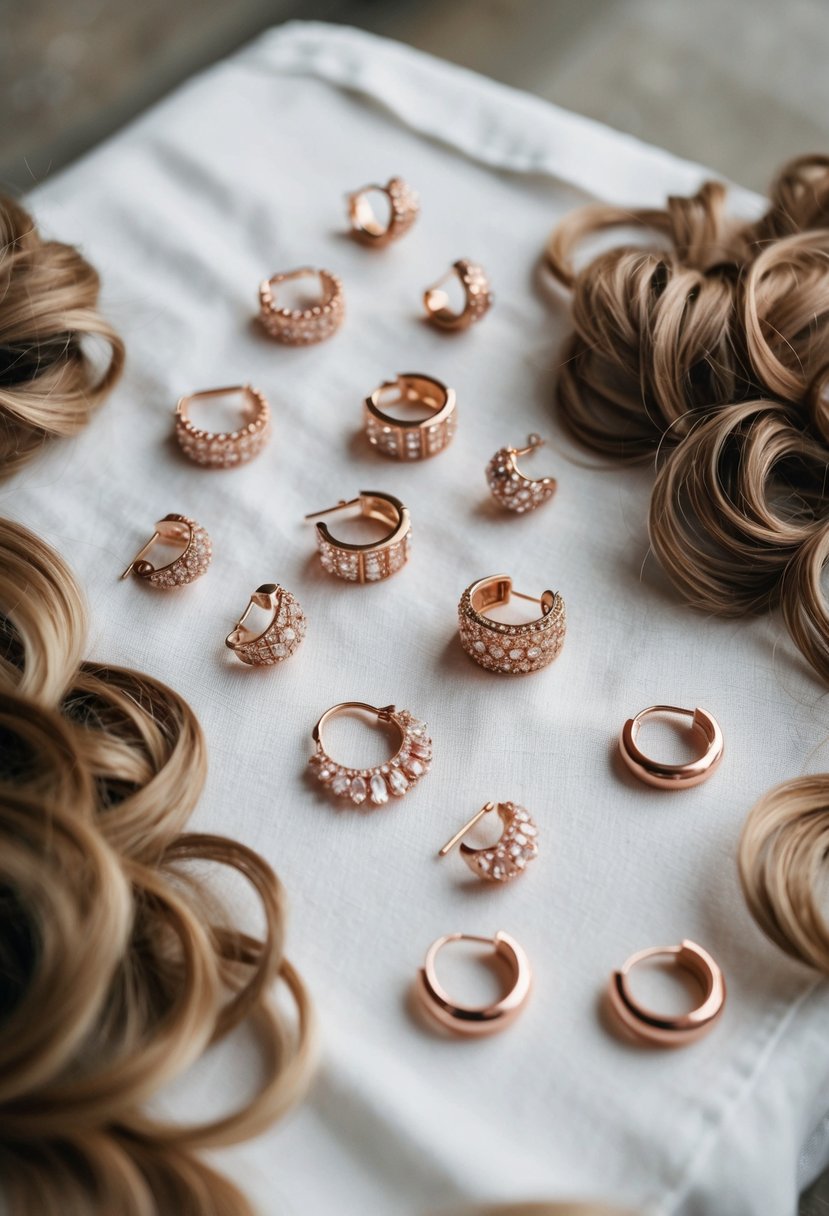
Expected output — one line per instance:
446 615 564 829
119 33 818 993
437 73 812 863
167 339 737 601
0 519 314 1214
0 195 124 478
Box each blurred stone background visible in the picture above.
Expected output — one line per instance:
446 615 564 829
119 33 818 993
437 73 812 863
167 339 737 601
3 0 829 1210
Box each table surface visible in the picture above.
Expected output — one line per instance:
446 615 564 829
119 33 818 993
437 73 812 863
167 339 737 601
11 22 829 1216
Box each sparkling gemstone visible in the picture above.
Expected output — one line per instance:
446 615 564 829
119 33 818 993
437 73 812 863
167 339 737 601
405 758 424 778
490 645 504 659
350 777 367 804
509 648 523 661
388 769 409 795
474 640 486 654
331 773 350 796
370 773 389 805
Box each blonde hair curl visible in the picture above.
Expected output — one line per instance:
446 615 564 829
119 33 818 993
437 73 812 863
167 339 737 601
0 518 314 1214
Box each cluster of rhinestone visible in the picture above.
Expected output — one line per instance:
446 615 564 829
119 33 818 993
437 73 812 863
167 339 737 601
140 516 212 589
309 710 432 807
486 448 556 513
452 258 493 324
462 803 539 882
384 177 420 241
175 388 270 469
259 269 345 345
458 587 566 674
316 531 411 583
365 410 457 460
229 587 306 666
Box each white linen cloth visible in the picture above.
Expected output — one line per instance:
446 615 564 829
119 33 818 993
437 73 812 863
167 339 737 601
9 21 829 1215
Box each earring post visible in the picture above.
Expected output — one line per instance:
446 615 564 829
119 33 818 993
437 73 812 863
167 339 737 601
120 531 159 580
438 802 495 857
304 497 362 522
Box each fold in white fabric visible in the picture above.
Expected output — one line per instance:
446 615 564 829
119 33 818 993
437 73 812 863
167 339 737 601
11 21 829 1216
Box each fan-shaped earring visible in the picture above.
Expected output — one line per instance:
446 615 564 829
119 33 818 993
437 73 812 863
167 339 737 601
225 582 306 665
438 801 539 882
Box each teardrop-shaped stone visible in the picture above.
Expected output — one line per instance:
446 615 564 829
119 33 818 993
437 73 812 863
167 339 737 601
370 772 389 805
409 741 431 759
350 776 367 804
331 772 350 796
405 758 424 779
387 768 409 796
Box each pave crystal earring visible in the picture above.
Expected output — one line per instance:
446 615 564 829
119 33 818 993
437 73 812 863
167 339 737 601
308 701 432 807
438 801 539 882
225 582 306 665
486 434 557 513
120 514 212 588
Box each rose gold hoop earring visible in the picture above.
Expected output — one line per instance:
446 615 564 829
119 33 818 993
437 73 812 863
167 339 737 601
225 582 306 665
120 514 212 588
458 574 566 674
438 801 539 882
486 434 557 513
619 705 724 789
423 259 492 331
416 932 532 1036
607 940 726 1047
309 702 432 806
258 267 345 344
174 384 270 468
305 491 411 583
364 373 457 460
346 176 419 246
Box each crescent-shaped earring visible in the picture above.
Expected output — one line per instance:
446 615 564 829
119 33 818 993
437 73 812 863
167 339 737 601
120 513 212 589
486 434 557 513
225 582 306 665
438 801 539 882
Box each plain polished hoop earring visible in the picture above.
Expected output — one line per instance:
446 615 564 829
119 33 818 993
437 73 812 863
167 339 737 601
225 582 306 665
486 433 557 513
416 932 532 1036
305 491 411 583
619 705 724 789
607 940 726 1047
258 267 345 344
174 384 270 468
458 574 566 673
364 373 457 460
438 802 539 882
346 176 419 246
120 513 212 588
423 258 493 330
309 701 432 807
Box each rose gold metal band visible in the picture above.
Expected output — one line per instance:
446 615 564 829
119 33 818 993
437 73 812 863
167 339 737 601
458 574 566 673
347 176 419 246
305 491 411 583
423 258 493 330
364 373 457 460
416 931 532 1036
175 384 270 468
259 267 345 344
619 705 724 788
607 939 726 1047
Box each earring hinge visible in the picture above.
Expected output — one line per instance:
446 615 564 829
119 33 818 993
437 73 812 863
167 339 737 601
120 531 159 579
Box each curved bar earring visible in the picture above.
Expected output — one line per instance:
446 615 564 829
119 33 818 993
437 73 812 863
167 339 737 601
225 582 306 665
619 705 724 789
438 802 539 882
486 434 557 513
607 939 726 1047
308 701 432 807
416 931 532 1036
346 177 419 246
423 259 493 330
305 491 411 583
120 514 212 589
